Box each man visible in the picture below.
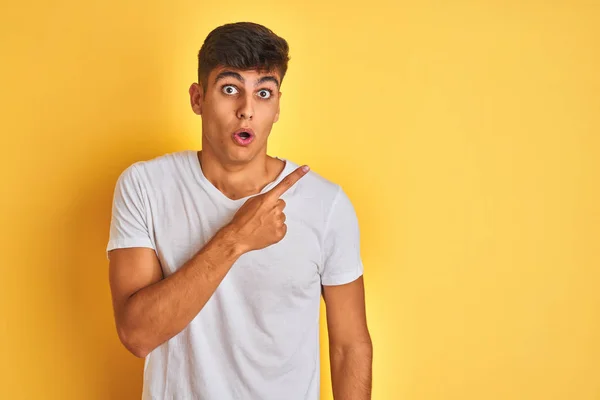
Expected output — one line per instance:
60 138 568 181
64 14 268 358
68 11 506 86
107 21 372 399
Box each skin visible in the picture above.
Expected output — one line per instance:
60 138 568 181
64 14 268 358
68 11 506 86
108 65 372 399
188 65 286 200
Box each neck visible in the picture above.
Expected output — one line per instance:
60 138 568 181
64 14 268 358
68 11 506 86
197 147 284 200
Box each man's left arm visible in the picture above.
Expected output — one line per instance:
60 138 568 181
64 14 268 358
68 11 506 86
323 276 373 400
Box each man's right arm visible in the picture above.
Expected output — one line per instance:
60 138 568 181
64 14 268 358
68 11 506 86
108 164 310 358
108 225 243 358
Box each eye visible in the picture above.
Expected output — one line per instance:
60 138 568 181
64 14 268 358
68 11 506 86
222 85 239 95
258 89 273 99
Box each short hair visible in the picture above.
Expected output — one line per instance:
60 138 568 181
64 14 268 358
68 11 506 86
197 22 290 95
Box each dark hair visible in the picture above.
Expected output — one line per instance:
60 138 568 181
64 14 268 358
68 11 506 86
197 22 290 95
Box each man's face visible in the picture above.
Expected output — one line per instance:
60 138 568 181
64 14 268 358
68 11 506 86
189 66 282 164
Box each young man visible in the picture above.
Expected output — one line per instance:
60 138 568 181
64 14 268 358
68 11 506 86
107 22 372 399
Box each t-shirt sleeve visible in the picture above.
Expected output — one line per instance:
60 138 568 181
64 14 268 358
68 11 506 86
106 164 155 260
320 185 364 286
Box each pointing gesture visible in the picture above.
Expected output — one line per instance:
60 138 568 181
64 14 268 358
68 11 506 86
226 165 310 253
266 165 311 200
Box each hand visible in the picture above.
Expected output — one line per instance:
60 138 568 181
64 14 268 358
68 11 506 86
225 165 310 253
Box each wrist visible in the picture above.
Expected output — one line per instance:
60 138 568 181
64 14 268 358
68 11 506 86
216 223 248 258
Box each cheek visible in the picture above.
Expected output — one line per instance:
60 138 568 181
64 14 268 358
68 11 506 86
254 103 278 119
205 103 232 127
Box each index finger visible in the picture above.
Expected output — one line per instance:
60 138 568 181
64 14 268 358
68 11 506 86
266 165 310 199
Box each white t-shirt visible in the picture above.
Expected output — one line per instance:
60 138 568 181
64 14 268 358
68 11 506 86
106 150 364 400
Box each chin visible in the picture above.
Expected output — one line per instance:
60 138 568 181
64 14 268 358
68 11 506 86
225 149 256 163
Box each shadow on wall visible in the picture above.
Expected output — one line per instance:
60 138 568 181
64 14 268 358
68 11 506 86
61 147 145 399
57 52 189 399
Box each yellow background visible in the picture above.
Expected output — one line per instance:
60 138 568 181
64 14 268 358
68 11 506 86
1 1 598 399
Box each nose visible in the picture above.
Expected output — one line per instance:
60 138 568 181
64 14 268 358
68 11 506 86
237 94 254 120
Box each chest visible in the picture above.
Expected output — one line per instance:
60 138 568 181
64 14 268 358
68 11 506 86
150 189 323 295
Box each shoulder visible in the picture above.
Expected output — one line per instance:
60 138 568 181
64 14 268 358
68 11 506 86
116 150 195 188
282 157 346 211
130 150 193 179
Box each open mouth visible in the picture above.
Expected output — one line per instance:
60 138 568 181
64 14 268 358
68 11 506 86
233 130 255 145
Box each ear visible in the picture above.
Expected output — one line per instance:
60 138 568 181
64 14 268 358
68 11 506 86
273 91 282 123
189 83 203 115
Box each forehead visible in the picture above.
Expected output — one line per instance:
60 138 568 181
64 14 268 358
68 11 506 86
210 66 281 88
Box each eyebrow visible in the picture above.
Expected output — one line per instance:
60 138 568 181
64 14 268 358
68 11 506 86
213 70 280 89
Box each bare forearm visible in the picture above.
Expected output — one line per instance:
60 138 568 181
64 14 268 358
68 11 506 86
119 226 243 357
330 343 373 400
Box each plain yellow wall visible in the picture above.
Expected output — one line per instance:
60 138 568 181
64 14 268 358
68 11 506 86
1 1 598 399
